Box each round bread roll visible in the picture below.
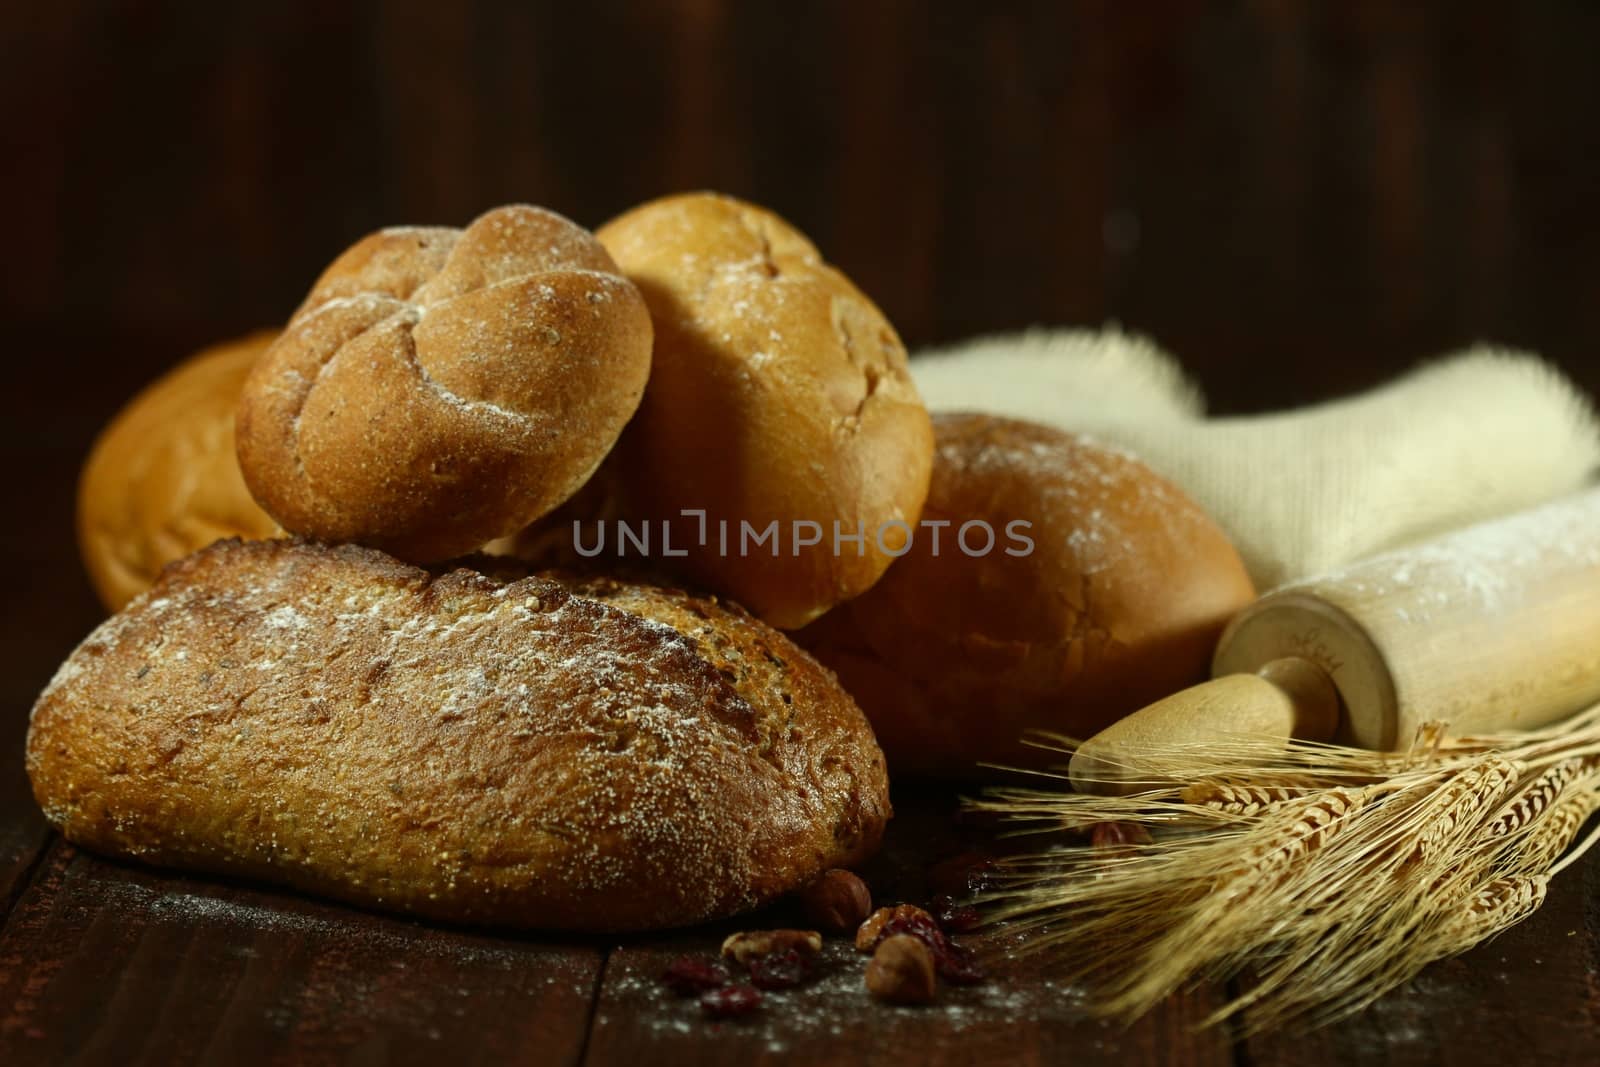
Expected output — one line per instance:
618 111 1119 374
235 205 653 562
29 539 890 932
596 192 934 630
78 331 281 612
799 413 1257 778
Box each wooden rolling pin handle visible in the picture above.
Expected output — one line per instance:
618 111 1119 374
1066 657 1343 796
1254 657 1342 741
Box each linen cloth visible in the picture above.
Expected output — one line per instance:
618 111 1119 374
911 328 1600 589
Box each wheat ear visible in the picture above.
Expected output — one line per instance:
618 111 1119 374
974 710 1600 1031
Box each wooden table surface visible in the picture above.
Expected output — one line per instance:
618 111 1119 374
2 766 1598 1066
1 342 1598 1066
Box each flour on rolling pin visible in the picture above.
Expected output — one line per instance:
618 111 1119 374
1316 496 1600 622
1215 487 1600 749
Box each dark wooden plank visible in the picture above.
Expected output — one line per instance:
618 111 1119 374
583 789 1599 1065
0 842 605 1067
583 937 1229 1067
580 790 1233 1067
1238 844 1600 1065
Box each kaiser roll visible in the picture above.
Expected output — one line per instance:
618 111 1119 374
234 205 653 562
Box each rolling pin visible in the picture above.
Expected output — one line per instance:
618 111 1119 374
1069 486 1600 795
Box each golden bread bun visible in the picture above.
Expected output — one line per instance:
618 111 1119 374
78 331 281 611
799 413 1257 778
596 192 933 629
235 205 653 562
29 539 890 932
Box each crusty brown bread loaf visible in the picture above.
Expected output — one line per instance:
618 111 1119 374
78 331 281 612
799 413 1257 778
27 539 890 931
235 205 653 563
595 192 934 630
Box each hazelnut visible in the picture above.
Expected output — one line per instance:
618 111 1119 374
865 934 937 1005
800 869 872 934
720 928 822 965
855 904 936 952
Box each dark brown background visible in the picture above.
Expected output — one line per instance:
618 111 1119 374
3 3 1599 1063
10 0 1600 405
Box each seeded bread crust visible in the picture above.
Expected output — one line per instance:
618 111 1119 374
27 539 890 932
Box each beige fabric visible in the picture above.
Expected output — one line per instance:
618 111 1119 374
912 327 1600 589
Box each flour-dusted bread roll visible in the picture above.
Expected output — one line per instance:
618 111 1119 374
79 332 281 612
27 540 890 932
235 205 653 562
799 413 1257 778
595 193 934 630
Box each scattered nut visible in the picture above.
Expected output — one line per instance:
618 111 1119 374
721 928 822 966
856 902 987 987
865 934 937 1005
800 869 872 933
855 904 937 952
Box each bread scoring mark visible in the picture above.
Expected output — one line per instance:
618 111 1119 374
239 206 652 560
739 209 783 278
274 295 410 517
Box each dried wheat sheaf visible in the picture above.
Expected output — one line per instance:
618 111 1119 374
970 704 1600 1033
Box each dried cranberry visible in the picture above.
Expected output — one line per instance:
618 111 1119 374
661 955 725 997
746 946 814 990
930 894 983 934
868 907 987 986
699 983 763 1019
876 912 951 955
935 943 987 985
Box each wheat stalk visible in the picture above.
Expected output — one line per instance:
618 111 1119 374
972 709 1600 1032
1178 780 1309 816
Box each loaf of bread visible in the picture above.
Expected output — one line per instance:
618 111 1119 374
78 332 281 612
235 205 653 563
799 413 1257 778
595 193 934 630
27 540 890 931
